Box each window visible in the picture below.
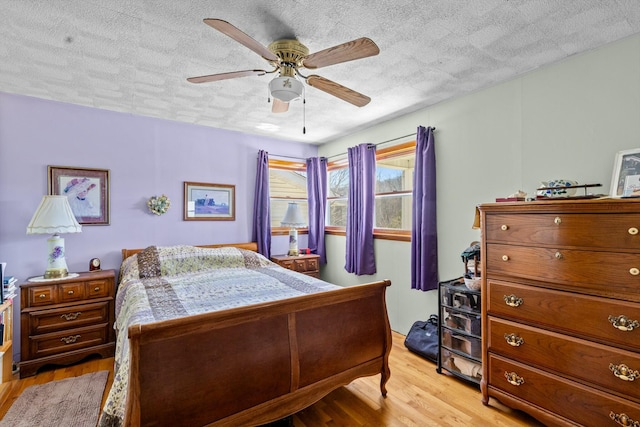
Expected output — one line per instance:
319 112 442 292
268 159 308 234
326 141 415 241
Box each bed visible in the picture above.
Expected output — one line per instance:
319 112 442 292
98 242 392 427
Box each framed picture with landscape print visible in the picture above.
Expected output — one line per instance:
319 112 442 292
610 148 640 198
48 166 110 225
183 181 235 221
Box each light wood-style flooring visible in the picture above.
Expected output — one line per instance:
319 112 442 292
0 332 543 426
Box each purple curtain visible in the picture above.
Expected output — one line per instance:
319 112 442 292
411 126 438 291
306 157 327 264
345 143 376 275
252 150 271 258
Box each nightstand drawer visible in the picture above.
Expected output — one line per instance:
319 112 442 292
27 301 110 335
60 282 85 302
28 324 110 359
270 254 320 278
27 285 57 306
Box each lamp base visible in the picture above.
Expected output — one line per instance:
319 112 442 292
287 228 299 256
45 234 69 279
44 268 68 279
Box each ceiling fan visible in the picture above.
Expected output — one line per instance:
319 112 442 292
187 19 380 113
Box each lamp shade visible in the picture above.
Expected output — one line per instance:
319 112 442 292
26 195 82 235
281 202 306 227
269 76 304 102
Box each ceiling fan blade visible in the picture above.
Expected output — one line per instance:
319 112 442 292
187 69 267 83
272 98 289 113
203 19 278 62
306 75 371 107
302 37 379 69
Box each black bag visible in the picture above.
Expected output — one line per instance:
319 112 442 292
404 314 439 362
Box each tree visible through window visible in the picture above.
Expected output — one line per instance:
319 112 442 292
268 159 308 231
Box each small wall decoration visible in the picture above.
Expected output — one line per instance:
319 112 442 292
183 181 235 221
48 166 110 225
610 148 640 198
147 194 171 215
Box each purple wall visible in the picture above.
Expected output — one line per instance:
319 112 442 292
0 92 316 361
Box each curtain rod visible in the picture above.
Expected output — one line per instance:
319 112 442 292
326 129 435 159
266 127 436 161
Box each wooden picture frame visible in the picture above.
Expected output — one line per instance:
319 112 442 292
48 166 110 225
183 181 235 221
610 148 640 198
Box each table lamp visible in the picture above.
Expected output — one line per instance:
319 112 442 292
26 195 82 279
281 202 306 256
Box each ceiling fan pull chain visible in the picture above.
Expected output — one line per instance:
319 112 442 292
303 90 306 134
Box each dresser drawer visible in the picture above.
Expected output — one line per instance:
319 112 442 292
27 301 110 335
486 244 640 297
488 354 640 427
27 324 110 359
487 280 640 351
27 285 57 306
23 277 113 307
485 213 640 250
488 316 640 400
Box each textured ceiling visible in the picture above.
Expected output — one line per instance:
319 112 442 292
1 1 640 144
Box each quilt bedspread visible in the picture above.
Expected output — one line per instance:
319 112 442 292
98 245 339 427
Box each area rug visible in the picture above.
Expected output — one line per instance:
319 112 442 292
0 370 108 427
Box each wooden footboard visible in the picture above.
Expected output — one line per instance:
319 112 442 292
123 279 392 427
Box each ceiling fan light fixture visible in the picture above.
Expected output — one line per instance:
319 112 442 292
269 76 303 102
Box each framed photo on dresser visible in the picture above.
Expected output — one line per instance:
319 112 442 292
610 148 640 198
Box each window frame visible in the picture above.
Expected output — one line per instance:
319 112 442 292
325 141 416 242
268 158 309 236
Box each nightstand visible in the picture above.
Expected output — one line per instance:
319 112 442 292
271 254 320 278
19 269 116 378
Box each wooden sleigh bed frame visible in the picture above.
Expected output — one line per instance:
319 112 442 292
118 242 392 427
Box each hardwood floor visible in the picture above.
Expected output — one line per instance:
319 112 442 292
0 332 543 426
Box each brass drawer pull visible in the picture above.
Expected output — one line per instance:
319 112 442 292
67 290 74 295
94 286 101 292
60 312 81 321
500 224 508 231
60 335 81 344
629 227 639 235
554 217 562 225
610 412 639 427
501 255 509 261
609 363 640 382
504 333 524 347
503 294 523 307
39 294 46 299
608 315 640 332
555 251 563 260
504 371 525 386
630 268 640 276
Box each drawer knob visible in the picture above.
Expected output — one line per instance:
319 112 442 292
39 294 46 299
504 333 524 347
630 268 640 276
60 335 81 344
60 312 82 321
504 371 525 386
500 224 508 231
94 286 100 292
609 363 640 382
629 227 639 235
610 412 638 427
67 290 74 295
501 255 509 261
554 216 562 225
555 251 563 260
503 294 523 307
608 315 640 332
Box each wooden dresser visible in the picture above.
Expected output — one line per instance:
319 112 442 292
20 269 116 378
270 254 320 278
479 199 640 427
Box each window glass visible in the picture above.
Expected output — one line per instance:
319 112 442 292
327 167 348 227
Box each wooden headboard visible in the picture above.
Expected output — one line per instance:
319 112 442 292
121 242 259 261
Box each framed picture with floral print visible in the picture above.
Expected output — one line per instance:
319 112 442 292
48 165 110 225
